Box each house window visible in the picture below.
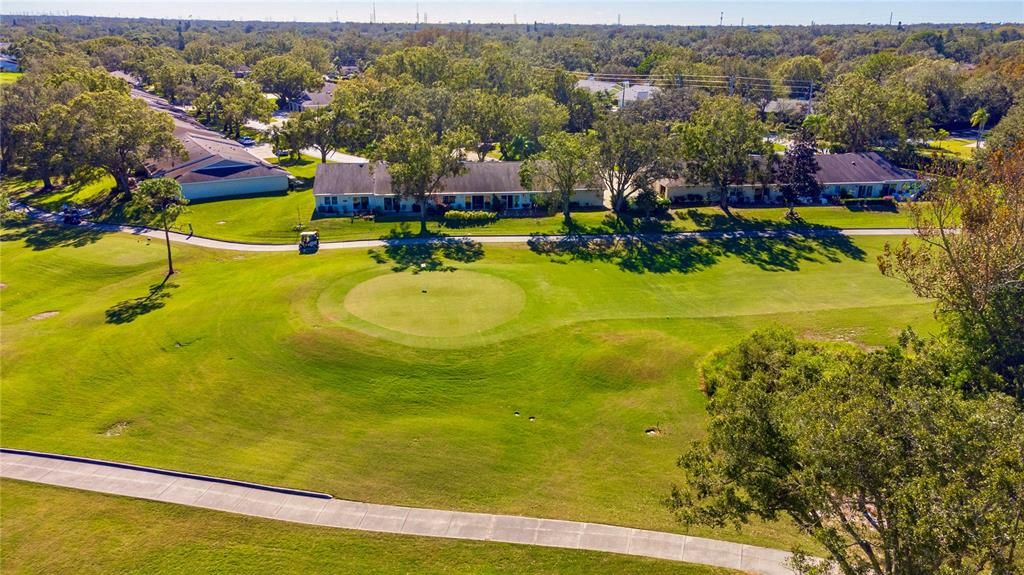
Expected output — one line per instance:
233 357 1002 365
330 196 338 205
442 195 456 205
471 195 485 210
383 197 400 212
354 196 370 211
501 195 516 209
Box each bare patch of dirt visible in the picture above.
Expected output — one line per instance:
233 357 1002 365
645 427 662 437
0 282 7 289
102 421 130 436
29 310 59 321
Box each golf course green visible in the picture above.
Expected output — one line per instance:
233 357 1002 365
0 219 935 553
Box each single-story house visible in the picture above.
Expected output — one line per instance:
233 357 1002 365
284 81 337 112
313 161 604 216
233 65 251 78
132 88 289 200
658 152 919 205
576 77 661 107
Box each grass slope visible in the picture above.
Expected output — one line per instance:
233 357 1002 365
0 221 935 551
0 480 730 575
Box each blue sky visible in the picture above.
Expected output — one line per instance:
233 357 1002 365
3 1 1021 25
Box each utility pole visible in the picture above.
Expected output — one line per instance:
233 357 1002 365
889 11 893 25
720 11 724 26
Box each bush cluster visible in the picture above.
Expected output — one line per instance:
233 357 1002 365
442 210 498 227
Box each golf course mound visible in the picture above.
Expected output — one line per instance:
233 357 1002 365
343 271 526 337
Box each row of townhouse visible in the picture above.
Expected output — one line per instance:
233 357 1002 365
311 152 920 216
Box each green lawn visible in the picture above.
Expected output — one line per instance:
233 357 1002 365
923 137 978 160
5 162 915 244
0 71 23 85
0 219 935 552
1 480 731 575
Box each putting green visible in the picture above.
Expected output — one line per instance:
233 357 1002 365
343 271 526 337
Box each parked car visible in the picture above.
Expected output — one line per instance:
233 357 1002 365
237 136 256 146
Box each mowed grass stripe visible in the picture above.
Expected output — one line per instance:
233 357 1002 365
0 480 733 575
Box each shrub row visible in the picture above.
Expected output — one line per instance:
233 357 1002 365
442 210 498 227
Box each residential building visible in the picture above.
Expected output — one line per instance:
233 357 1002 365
313 161 604 216
284 81 337 112
575 77 661 107
658 152 920 205
132 88 289 200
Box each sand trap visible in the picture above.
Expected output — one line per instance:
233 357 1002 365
103 421 130 437
30 311 59 321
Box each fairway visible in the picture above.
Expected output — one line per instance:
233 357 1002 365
0 221 936 551
343 271 526 337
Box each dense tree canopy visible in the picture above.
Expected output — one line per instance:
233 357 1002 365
673 328 1024 575
250 55 323 103
677 95 767 213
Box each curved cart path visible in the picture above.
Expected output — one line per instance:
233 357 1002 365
0 448 799 574
18 204 914 253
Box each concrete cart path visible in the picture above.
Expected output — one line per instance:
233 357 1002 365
0 449 797 574
21 203 915 253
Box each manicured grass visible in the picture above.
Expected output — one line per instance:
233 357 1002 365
6 166 915 244
0 480 731 575
924 138 977 159
0 220 935 552
0 71 23 85
344 271 527 337
4 175 116 212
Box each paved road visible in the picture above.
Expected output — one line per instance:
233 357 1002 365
22 205 915 253
0 449 796 574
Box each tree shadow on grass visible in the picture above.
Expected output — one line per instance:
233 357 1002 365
529 234 721 274
529 210 866 274
1 219 111 251
367 223 484 273
105 277 178 324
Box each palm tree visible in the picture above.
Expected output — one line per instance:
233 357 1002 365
970 107 989 148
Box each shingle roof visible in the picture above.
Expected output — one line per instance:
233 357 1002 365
130 87 287 184
659 152 917 188
814 152 916 184
313 161 585 197
301 82 337 109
